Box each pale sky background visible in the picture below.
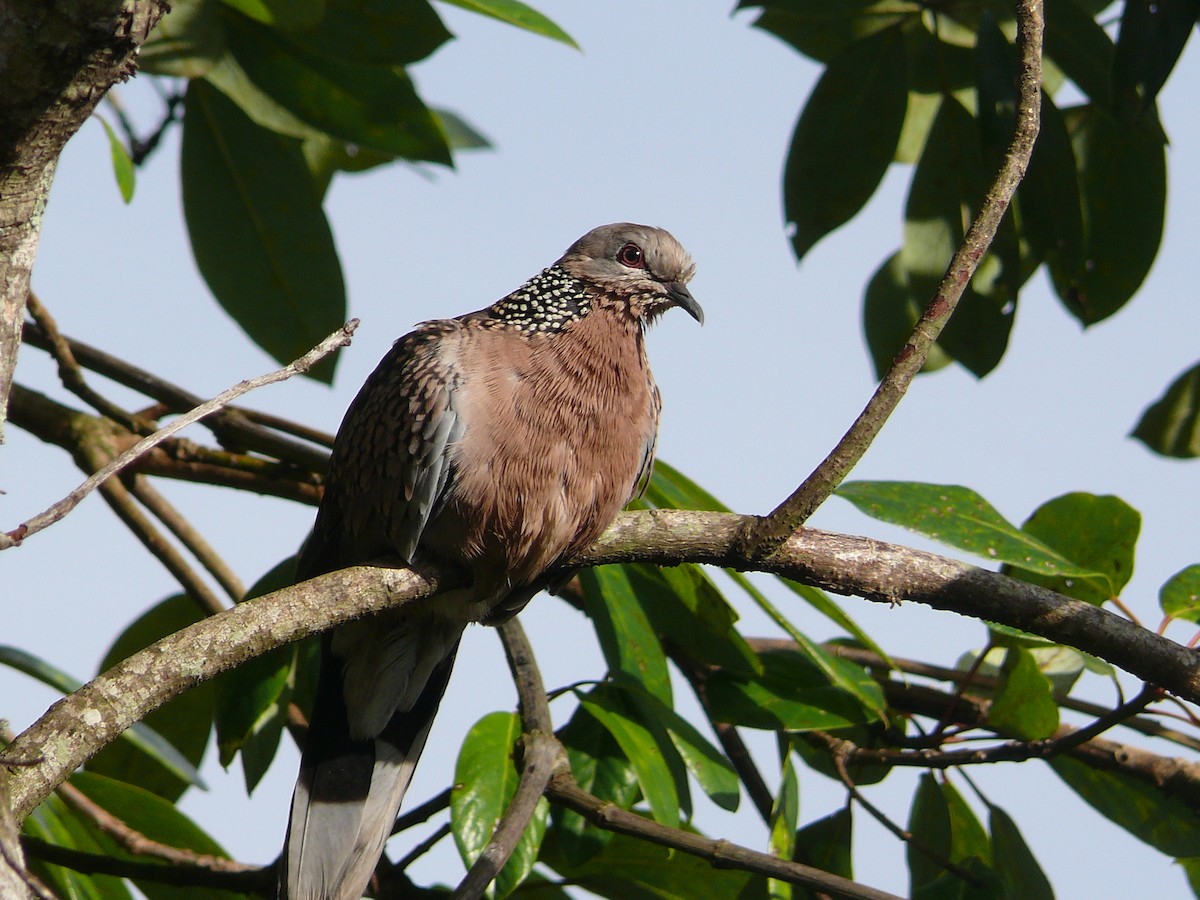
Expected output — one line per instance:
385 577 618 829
5 2 1200 897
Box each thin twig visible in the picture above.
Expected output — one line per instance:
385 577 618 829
25 291 151 434
391 788 453 837
2 320 357 550
744 0 1045 551
392 822 452 872
498 620 554 735
20 322 333 471
545 773 903 900
125 476 246 602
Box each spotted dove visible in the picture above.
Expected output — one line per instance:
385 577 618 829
280 223 701 899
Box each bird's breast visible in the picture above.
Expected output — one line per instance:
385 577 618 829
427 313 659 596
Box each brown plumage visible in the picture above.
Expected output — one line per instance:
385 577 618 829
281 223 701 900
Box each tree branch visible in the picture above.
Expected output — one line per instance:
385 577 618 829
1 320 356 550
6 509 1199 821
745 0 1045 550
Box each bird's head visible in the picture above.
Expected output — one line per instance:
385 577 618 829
558 223 703 326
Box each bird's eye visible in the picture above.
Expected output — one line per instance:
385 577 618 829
616 243 645 269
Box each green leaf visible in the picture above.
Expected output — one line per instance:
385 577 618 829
705 648 881 732
289 0 452 65
768 759 799 900
579 566 672 705
87 595 213 801
439 0 578 48
182 79 345 382
435 108 492 150
1113 0 1199 123
223 13 451 163
793 808 854 897
644 458 729 512
451 711 548 899
744 0 917 64
1051 755 1200 858
69 771 248 900
24 795 135 900
1049 103 1166 325
578 686 681 828
943 781 990 868
141 0 226 78
908 774 953 896
626 563 760 678
623 687 740 813
783 27 908 260
1015 93 1084 273
1160 564 1200 623
1044 0 1115 108
902 95 1015 377
221 0 324 30
554 704 639 865
987 649 1059 740
540 829 768 900
776 577 892 666
988 804 1053 900
837 481 1106 581
862 251 953 380
96 117 136 203
1133 360 1200 458
1012 492 1141 604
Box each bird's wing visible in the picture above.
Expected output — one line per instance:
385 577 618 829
285 322 467 900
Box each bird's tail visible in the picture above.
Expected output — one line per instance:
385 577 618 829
280 639 461 900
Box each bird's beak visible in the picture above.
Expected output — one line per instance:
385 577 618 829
665 282 704 325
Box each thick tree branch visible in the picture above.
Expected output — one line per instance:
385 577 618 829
0 0 169 440
746 0 1045 549
6 510 1196 824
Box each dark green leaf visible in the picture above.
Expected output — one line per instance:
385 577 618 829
1052 755 1200 857
902 96 1015 377
1113 0 1199 122
221 0 324 31
302 134 394 197
776 578 893 667
1049 103 1166 325
578 687 681 828
705 648 881 732
644 458 728 512
1012 492 1140 604
182 79 345 382
554 705 639 865
623 687 739 813
988 650 1059 740
451 711 548 898
626 563 760 678
224 14 450 163
439 0 578 48
783 27 907 260
744 0 916 63
85 595 211 801
288 0 452 65
24 795 135 900
1015 93 1084 273
793 808 854 897
540 828 768 900
1044 0 1115 108
862 251 953 379
989 804 1053 900
141 0 226 77
908 774 953 896
1133 360 1200 458
837 481 1105 581
97 117 136 203
579 566 672 704
70 771 248 900
1161 564 1200 623
943 780 990 867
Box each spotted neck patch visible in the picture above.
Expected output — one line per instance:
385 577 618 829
486 266 593 334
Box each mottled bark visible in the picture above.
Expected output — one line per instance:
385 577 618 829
0 0 167 440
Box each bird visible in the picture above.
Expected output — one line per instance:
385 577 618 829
280 223 701 900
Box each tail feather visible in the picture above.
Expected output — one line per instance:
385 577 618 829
281 639 461 900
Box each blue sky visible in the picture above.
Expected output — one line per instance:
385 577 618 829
6 2 1200 895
